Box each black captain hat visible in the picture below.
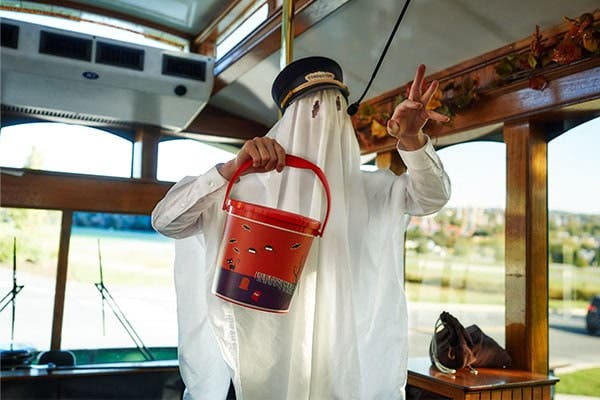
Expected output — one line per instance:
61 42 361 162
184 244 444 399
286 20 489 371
272 56 349 113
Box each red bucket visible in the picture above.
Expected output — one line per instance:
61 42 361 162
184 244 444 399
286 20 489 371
213 155 331 313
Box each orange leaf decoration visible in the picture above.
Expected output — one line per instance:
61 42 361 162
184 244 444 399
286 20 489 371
551 37 582 64
370 119 388 139
528 75 549 91
426 87 443 110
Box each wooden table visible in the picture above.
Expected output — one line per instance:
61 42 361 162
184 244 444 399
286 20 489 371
407 358 559 400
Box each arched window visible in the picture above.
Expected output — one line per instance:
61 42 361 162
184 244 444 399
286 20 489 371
0 122 132 177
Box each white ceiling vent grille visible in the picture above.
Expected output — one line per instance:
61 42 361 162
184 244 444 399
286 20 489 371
1 18 214 132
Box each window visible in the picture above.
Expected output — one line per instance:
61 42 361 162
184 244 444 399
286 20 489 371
157 138 236 182
548 117 600 395
0 122 132 178
62 212 176 360
0 208 61 351
216 2 269 59
405 141 506 359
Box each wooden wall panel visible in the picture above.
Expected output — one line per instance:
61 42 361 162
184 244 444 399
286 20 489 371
50 210 72 350
504 121 549 374
1 170 172 215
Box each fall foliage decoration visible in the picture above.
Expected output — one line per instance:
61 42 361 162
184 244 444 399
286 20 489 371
353 10 599 147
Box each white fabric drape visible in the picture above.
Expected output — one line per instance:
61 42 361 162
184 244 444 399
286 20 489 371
152 89 450 400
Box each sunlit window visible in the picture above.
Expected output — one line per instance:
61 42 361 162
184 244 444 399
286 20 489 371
157 138 236 182
0 208 61 352
62 212 176 359
405 141 506 359
0 122 132 177
216 3 269 59
548 116 600 395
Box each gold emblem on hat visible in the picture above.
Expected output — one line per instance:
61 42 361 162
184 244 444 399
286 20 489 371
305 71 335 81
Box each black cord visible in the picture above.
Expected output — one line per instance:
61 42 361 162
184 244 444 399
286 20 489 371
346 0 412 116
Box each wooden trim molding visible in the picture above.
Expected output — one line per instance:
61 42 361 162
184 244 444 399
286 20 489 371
187 105 269 139
504 120 549 374
1 169 172 215
50 210 72 350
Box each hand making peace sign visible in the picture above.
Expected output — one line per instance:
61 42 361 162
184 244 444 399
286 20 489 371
387 64 450 150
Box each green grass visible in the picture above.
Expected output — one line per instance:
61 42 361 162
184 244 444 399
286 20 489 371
555 368 600 396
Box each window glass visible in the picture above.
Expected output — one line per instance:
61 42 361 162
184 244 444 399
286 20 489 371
157 138 236 182
0 122 132 178
0 208 61 352
406 142 506 359
216 3 269 59
548 117 600 396
62 212 176 361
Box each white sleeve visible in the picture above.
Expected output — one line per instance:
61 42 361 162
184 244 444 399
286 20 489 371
151 166 228 239
395 136 451 216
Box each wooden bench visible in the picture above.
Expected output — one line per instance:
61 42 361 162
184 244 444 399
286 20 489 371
407 358 559 400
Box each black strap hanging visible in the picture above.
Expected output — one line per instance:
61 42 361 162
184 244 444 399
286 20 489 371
347 0 412 116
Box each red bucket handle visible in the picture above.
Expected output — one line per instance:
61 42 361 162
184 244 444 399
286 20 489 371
222 154 331 237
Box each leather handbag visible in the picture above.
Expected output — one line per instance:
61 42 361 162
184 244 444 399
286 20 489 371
429 311 511 374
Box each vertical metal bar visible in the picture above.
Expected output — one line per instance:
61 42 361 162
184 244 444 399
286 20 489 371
50 210 73 350
280 0 294 70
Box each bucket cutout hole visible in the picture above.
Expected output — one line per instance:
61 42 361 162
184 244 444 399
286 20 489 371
291 243 302 250
248 248 257 254
233 247 240 254
264 245 273 252
242 224 251 231
229 238 237 243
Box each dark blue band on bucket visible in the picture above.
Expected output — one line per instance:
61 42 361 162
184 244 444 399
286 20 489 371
214 268 294 313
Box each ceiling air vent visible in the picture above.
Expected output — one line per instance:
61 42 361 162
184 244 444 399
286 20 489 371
162 54 206 81
39 30 92 61
1 23 19 49
2 17 214 132
1 104 130 126
96 41 144 71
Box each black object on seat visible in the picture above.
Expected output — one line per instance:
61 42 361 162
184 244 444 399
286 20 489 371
37 350 76 367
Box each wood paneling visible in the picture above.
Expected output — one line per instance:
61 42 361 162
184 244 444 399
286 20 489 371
133 127 160 180
504 121 549 374
50 210 72 350
407 358 558 400
1 170 172 215
187 105 269 139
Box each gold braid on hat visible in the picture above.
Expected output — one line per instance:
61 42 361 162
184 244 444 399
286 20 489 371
280 71 348 110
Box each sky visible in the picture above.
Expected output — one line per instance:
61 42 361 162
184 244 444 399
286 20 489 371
0 117 598 215
439 117 600 214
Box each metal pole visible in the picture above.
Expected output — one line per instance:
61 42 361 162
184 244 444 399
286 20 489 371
280 0 295 71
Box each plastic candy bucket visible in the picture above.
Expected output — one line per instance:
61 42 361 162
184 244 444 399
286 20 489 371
213 155 330 313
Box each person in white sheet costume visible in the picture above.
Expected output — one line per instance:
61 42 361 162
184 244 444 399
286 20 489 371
152 57 451 400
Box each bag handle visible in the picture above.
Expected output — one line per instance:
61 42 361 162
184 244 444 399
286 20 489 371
222 154 331 237
430 315 479 375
